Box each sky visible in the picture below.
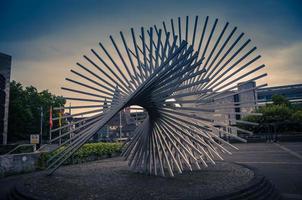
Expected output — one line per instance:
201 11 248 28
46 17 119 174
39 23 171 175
0 0 302 96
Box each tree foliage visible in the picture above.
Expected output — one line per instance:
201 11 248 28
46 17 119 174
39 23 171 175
271 94 290 106
8 81 65 142
240 95 302 134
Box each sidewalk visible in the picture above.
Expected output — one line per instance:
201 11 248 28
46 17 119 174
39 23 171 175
224 142 302 199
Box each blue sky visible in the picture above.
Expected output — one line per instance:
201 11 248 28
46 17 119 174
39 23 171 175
0 0 301 95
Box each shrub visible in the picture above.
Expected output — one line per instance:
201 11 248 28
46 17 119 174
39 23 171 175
38 142 122 169
292 110 302 122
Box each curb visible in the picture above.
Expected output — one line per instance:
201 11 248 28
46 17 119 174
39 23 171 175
205 162 282 200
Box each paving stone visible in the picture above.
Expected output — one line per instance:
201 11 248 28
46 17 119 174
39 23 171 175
18 157 254 200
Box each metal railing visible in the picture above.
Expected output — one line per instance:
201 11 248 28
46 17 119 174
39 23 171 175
5 144 36 155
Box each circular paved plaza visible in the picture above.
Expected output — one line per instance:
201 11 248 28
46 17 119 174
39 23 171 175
15 157 256 200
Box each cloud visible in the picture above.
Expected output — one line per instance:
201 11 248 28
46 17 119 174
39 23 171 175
1 0 302 95
263 42 302 86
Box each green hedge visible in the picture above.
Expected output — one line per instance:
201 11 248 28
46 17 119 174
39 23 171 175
38 142 122 169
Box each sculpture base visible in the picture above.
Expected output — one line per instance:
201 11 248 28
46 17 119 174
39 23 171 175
9 157 280 200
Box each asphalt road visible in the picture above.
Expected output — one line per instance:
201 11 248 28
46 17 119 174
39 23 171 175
223 142 302 200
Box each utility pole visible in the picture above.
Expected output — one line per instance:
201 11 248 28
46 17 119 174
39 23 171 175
69 102 72 144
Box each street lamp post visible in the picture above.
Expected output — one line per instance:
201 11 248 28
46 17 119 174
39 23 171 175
40 106 43 146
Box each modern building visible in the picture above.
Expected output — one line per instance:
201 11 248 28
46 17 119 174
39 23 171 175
197 81 258 137
130 111 147 124
210 82 302 124
93 108 137 142
209 82 302 137
258 84 302 104
0 53 11 145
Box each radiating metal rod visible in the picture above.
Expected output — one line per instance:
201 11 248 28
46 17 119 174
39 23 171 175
47 16 267 177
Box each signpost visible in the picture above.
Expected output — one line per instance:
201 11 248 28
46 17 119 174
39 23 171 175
30 134 39 151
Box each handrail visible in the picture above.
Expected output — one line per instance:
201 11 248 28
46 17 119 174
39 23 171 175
5 144 36 155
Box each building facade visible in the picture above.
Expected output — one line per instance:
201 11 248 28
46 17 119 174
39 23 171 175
0 53 12 145
258 84 302 104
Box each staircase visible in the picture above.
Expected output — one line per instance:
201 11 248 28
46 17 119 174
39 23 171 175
6 186 37 200
207 175 282 200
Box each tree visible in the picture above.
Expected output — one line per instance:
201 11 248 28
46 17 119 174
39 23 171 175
240 95 302 134
272 94 290 106
8 81 65 142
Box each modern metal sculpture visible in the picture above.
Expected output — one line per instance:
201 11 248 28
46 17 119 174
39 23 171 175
47 16 266 176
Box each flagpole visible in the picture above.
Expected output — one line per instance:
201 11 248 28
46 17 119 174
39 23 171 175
40 106 43 146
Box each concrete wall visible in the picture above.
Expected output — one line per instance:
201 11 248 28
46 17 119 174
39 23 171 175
238 81 257 113
0 152 41 177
